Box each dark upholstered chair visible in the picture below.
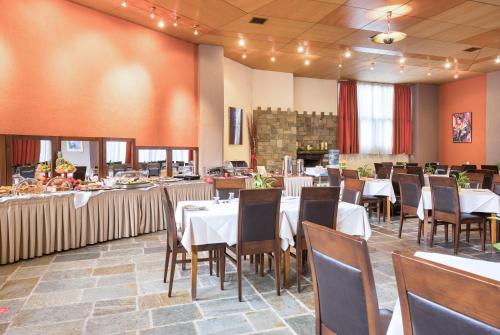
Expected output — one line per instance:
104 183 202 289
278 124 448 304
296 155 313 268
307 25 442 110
481 165 499 174
73 166 87 180
462 164 477 172
147 162 161 177
434 165 448 175
398 174 424 243
382 162 393 167
429 177 486 254
406 166 425 187
327 168 341 187
472 169 494 190
464 172 484 189
342 169 359 180
374 163 383 176
18 165 36 178
493 175 500 196
450 165 463 172
406 162 418 166
392 251 500 335
343 178 365 205
162 189 224 299
376 166 391 179
295 187 340 292
214 177 246 199
229 189 282 301
304 222 393 335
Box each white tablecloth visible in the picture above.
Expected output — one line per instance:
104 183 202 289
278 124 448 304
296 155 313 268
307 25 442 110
417 187 500 220
283 176 314 196
387 252 500 335
175 197 371 252
341 179 396 203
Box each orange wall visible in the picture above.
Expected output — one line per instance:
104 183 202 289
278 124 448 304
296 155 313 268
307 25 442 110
439 75 486 165
0 0 198 147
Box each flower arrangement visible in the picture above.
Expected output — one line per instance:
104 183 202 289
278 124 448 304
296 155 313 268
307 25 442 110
339 160 347 170
55 152 76 175
251 173 275 189
456 171 470 189
357 164 372 178
424 164 435 174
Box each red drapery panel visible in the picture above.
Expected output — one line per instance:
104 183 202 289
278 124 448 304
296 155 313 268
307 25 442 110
13 139 41 166
338 81 359 154
393 84 412 154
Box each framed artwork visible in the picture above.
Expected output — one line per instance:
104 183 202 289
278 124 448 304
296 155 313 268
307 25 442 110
452 112 472 143
66 140 84 152
229 107 243 145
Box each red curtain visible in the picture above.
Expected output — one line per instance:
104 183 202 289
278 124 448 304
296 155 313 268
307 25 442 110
338 81 359 154
393 84 412 154
13 139 41 166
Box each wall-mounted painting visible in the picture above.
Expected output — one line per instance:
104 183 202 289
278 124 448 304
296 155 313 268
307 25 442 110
66 140 84 152
452 112 472 143
229 107 243 145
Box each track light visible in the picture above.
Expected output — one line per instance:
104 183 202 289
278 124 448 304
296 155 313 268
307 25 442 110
157 20 165 28
344 50 352 58
297 45 305 53
173 16 179 27
444 59 451 69
193 25 199 35
304 59 310 66
496 55 500 64
369 62 375 70
238 39 245 47
454 72 459 79
149 7 155 19
121 0 127 8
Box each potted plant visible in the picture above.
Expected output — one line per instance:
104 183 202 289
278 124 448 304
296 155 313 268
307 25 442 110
456 171 470 189
357 164 372 179
251 173 275 189
424 164 435 175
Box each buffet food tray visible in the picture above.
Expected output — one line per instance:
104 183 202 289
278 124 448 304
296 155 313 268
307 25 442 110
114 182 154 189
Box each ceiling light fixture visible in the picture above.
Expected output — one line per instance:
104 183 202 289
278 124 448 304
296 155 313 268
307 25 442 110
399 65 404 73
193 25 199 35
454 72 459 79
371 11 407 44
338 63 343 68
242 53 247 59
304 59 310 66
427 69 432 76
173 16 179 27
149 7 156 19
238 38 245 47
444 59 451 69
344 50 352 58
121 0 127 8
370 62 375 70
157 20 165 28
270 56 276 62
496 55 500 64
399 56 405 64
297 45 305 53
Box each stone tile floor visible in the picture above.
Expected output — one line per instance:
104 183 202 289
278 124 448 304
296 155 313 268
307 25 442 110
0 217 498 335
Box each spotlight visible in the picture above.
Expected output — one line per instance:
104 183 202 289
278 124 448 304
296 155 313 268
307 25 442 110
238 39 245 47
242 53 247 59
369 62 375 70
193 25 199 35
344 50 352 58
338 63 343 68
149 7 155 19
444 59 451 69
427 70 432 76
173 16 179 27
297 45 305 53
399 56 405 64
157 20 165 28
399 65 404 73
304 59 310 66
121 0 127 8
270 56 276 62
454 72 459 79
496 55 500 64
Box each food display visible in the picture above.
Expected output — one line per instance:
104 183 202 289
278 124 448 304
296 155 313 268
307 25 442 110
75 182 111 191
114 170 152 189
13 178 44 195
55 152 76 175
0 186 12 197
148 176 183 184
45 177 73 193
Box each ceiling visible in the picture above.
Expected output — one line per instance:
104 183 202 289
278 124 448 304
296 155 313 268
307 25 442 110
70 0 500 84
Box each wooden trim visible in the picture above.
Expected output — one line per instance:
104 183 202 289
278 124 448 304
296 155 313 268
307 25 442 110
0 135 6 186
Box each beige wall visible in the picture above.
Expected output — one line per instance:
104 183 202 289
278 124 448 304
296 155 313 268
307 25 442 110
198 45 224 172
294 77 337 115
486 70 500 164
223 58 252 163
411 84 439 165
251 69 294 110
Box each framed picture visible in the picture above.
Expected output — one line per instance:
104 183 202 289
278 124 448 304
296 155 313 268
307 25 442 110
66 140 84 152
452 112 472 143
229 107 243 145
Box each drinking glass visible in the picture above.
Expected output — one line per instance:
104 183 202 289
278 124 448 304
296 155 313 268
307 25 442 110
228 192 235 201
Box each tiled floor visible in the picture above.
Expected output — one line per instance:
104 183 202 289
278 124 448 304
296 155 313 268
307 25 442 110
0 217 498 335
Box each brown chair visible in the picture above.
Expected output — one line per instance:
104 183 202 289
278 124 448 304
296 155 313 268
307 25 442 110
429 177 487 254
492 175 500 196
392 251 500 335
162 189 225 299
382 162 393 167
406 166 425 187
343 178 365 205
473 169 494 190
434 165 448 175
450 165 464 172
481 164 499 174
462 164 477 172
228 189 282 301
376 166 391 179
303 222 393 335
464 172 484 189
214 177 246 199
406 162 418 167
398 174 424 242
374 162 383 176
342 169 359 180
295 187 341 292
327 168 341 187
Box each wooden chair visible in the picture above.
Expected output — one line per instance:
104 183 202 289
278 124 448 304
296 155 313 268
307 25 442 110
382 162 393 167
434 165 448 175
342 178 365 205
481 165 499 174
429 177 486 254
464 172 484 189
213 177 246 199
450 165 464 172
462 164 477 172
472 169 494 190
327 168 341 187
303 222 393 335
492 174 500 196
398 174 424 242
374 162 383 176
162 189 225 299
342 169 359 180
228 189 282 301
406 166 425 187
406 162 418 167
147 162 161 177
376 166 391 179
295 187 340 292
392 251 500 335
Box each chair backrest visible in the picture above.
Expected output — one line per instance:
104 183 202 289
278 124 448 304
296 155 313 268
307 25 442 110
376 166 391 179
297 187 340 237
472 169 494 190
237 189 281 245
73 166 87 180
343 178 365 205
399 174 422 211
481 165 499 174
429 177 460 224
147 162 161 177
406 166 425 187
462 164 477 172
161 188 177 249
382 162 393 167
392 167 407 195
392 252 500 335
342 169 359 179
493 175 500 196
406 163 418 167
434 165 448 175
464 172 485 189
327 168 342 187
303 222 385 335
450 165 464 173
113 163 128 173
374 163 383 175
214 177 246 199
425 162 438 169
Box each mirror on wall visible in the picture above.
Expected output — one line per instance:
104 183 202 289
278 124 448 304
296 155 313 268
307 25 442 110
137 147 167 177
10 136 54 180
171 148 198 176
229 107 243 145
104 138 135 176
60 139 100 180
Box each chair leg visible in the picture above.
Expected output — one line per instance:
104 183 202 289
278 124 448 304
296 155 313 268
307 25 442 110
454 224 461 255
255 254 259 274
398 213 404 238
268 253 272 273
444 224 449 243
466 224 470 243
417 220 423 244
249 255 253 263
163 245 171 283
481 221 486 251
274 246 281 297
237 254 243 302
209 250 213 276
168 249 177 297
296 247 302 293
219 247 225 290
430 219 436 247
377 202 381 224
260 254 264 277
181 253 186 270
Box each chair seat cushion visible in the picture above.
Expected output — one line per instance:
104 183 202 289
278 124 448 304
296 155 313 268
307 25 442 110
460 212 484 222
379 308 393 335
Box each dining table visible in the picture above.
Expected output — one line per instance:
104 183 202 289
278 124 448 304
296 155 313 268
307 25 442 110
386 251 500 335
175 196 371 293
417 186 500 245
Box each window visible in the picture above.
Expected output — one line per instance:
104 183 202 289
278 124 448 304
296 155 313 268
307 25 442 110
39 140 52 163
138 149 166 163
357 82 394 154
106 141 127 163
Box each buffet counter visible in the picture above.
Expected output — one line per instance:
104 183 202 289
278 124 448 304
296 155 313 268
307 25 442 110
0 180 218 265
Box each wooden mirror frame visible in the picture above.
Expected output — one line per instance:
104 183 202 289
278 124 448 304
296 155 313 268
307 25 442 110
57 136 105 179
